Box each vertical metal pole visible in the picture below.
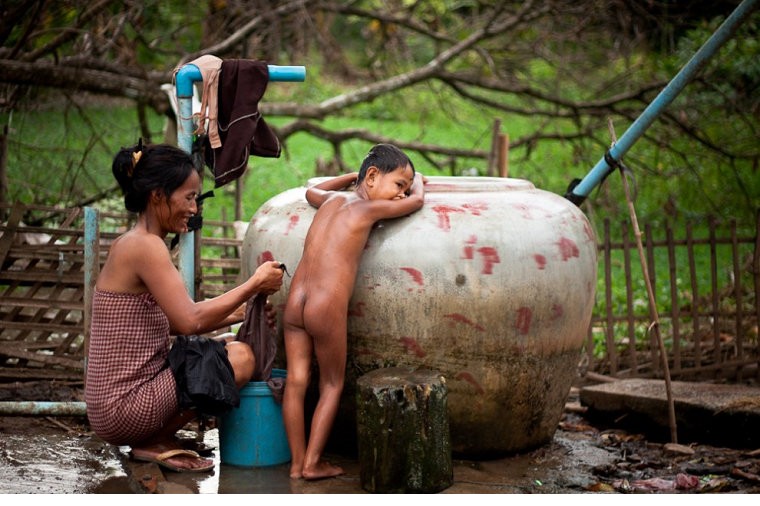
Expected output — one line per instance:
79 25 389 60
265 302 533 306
566 0 758 205
175 67 198 299
83 206 99 378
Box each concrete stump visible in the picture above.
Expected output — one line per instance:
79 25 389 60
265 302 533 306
356 367 452 493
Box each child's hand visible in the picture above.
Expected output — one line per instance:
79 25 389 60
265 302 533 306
405 172 425 197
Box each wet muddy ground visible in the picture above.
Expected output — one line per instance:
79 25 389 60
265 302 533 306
2 382 760 495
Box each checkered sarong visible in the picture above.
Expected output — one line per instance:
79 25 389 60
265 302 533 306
85 289 177 445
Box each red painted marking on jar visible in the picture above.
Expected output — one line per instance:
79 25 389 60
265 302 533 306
400 267 424 286
477 246 500 274
557 237 579 260
455 371 485 394
534 254 547 270
399 336 426 358
511 203 534 219
462 202 488 215
257 250 275 265
551 303 564 320
285 214 299 235
444 313 485 332
348 301 366 317
462 235 477 259
432 205 465 231
516 306 532 334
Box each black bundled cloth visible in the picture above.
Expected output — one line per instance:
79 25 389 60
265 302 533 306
168 335 240 416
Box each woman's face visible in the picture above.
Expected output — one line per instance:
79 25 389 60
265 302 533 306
158 170 200 234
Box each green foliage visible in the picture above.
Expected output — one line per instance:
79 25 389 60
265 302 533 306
2 3 757 234
631 10 760 224
1 102 163 206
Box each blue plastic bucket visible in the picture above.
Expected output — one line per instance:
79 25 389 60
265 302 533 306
219 368 290 467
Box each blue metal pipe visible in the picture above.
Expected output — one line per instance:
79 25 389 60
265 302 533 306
175 64 306 96
175 62 306 297
0 401 87 416
566 0 758 205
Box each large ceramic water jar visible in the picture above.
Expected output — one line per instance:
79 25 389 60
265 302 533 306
240 176 597 456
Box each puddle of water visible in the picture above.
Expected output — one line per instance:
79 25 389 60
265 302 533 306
164 428 366 494
0 418 619 494
168 428 295 493
0 432 125 494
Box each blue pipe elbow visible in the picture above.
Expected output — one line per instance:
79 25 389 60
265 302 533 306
175 63 306 96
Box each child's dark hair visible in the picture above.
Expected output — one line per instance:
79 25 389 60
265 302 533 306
357 144 414 184
112 141 197 213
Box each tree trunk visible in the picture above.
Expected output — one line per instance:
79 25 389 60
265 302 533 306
356 367 452 493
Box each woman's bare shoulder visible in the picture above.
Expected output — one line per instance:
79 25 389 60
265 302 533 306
109 230 171 262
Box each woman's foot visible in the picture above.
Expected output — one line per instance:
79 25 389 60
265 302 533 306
131 442 214 473
174 436 215 456
302 460 344 480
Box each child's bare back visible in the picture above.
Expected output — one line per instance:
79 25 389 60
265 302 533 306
285 190 378 332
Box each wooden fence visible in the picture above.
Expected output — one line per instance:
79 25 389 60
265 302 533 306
0 203 241 381
1 203 758 384
586 213 759 383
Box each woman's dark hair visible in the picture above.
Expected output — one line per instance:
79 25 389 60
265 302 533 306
357 144 415 184
112 142 197 213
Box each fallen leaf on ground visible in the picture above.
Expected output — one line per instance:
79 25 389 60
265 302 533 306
586 482 616 492
629 477 675 491
675 473 699 489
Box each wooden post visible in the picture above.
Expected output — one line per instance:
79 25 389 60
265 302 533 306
498 133 509 178
235 178 243 222
356 367 452 493
486 119 501 177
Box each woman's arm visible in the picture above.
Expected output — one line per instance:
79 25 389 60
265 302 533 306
135 237 283 335
214 302 247 329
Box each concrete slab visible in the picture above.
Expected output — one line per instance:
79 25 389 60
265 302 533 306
580 379 760 449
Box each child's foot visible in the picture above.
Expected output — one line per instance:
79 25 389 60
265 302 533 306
302 460 344 480
289 466 303 479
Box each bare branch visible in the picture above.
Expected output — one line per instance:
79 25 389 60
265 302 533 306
0 59 169 114
23 0 114 62
178 0 310 65
312 1 545 117
438 71 669 114
322 2 455 44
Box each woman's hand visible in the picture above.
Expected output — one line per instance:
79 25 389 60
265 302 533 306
252 261 284 295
